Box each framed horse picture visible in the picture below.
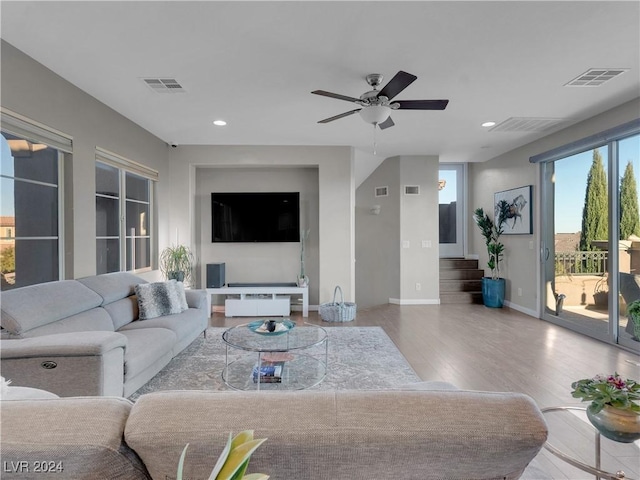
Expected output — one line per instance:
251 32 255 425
494 185 533 235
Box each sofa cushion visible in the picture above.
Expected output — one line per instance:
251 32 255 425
125 390 548 480
135 280 187 320
104 296 140 330
119 328 176 380
20 307 115 338
78 272 147 306
2 397 149 479
1 280 103 335
119 308 207 355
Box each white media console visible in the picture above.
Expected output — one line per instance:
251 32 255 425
206 285 309 317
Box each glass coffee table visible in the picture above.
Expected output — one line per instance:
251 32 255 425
221 320 328 391
541 406 639 480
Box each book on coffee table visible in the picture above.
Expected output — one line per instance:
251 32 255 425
252 361 285 383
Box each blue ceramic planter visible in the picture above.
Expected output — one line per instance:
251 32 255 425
482 277 505 308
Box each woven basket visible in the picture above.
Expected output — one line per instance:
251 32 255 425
319 286 356 322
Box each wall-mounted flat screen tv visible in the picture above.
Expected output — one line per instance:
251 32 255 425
212 192 300 242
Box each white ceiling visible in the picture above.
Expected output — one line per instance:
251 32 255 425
1 1 639 164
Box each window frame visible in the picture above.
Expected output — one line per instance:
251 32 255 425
95 147 157 275
1 108 70 287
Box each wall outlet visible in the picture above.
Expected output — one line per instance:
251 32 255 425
422 240 432 248
517 287 523 297
415 282 421 291
402 240 410 248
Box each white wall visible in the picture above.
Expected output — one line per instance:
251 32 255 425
469 98 640 316
168 145 355 303
398 156 440 303
0 40 169 279
195 167 320 304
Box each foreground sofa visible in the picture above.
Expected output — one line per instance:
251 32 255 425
0 388 548 480
0 273 208 397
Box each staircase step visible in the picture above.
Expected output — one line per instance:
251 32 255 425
440 279 482 292
440 269 485 280
440 258 479 270
440 292 483 304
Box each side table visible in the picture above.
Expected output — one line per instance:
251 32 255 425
541 406 638 480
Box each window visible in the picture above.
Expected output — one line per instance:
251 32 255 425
95 148 156 274
0 109 71 290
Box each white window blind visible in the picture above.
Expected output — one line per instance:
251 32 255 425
95 146 158 182
0 107 73 153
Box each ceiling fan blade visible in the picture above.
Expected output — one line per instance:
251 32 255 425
378 71 417 101
312 90 361 103
378 116 395 130
396 99 449 110
318 109 361 124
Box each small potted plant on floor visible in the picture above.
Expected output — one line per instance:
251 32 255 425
571 373 640 443
473 200 510 308
160 244 195 285
626 299 640 341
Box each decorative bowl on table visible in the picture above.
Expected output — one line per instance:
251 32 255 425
248 319 295 336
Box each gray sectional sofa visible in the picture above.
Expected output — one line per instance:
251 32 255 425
0 272 208 397
1 388 549 480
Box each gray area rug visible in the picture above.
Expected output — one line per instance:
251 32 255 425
129 326 421 400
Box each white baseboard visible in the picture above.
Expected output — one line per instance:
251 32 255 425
389 298 440 305
465 254 479 260
503 300 538 318
291 305 318 312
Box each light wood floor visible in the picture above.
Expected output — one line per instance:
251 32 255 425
211 304 640 478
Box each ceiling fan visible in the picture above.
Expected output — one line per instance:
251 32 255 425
312 71 449 129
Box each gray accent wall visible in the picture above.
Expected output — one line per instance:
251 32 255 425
0 40 169 279
168 145 355 305
355 155 440 309
195 166 320 305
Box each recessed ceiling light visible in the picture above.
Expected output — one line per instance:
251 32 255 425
213 120 227 126
481 121 496 128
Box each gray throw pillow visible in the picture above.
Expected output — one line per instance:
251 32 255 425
135 280 188 320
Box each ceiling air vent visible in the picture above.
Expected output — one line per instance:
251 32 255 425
565 68 628 87
404 185 420 195
142 78 186 93
489 117 566 133
374 186 388 197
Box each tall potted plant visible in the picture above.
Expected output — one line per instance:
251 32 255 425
160 244 195 286
473 200 510 308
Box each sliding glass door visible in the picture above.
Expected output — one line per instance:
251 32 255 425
539 125 640 352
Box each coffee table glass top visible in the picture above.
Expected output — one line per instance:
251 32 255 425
541 406 639 480
222 320 327 352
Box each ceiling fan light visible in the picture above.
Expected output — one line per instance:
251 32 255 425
360 105 390 125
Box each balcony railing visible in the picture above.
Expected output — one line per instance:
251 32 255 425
555 251 608 275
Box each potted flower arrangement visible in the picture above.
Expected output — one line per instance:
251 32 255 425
626 299 640 341
160 244 195 286
571 372 640 442
473 200 510 308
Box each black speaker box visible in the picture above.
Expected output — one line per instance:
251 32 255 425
206 263 225 288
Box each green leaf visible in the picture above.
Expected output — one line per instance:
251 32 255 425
208 433 233 480
242 475 270 480
177 444 190 480
216 438 267 480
